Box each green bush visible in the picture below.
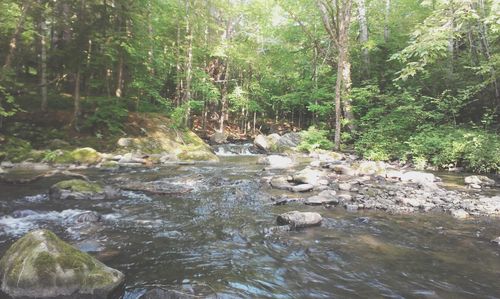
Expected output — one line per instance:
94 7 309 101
83 98 128 134
408 126 500 173
297 126 334 152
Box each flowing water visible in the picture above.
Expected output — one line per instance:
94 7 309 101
0 154 500 298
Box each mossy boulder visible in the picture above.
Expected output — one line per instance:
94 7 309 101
49 179 118 200
0 229 124 299
46 148 102 165
115 118 218 162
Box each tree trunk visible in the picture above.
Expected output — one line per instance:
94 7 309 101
115 52 124 97
219 60 230 133
3 2 31 70
384 0 391 43
356 0 369 74
333 49 345 151
74 68 81 130
39 17 48 112
183 0 193 127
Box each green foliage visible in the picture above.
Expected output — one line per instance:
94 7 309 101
297 126 334 152
407 126 500 173
83 98 128 134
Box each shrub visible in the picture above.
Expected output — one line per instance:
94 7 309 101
297 126 334 152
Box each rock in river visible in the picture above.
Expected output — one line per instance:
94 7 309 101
0 229 124 299
49 179 120 200
277 211 322 228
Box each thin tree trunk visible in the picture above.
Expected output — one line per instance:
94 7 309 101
175 0 182 107
219 60 230 133
115 52 124 97
3 2 31 70
333 50 344 151
356 0 369 74
183 0 193 127
39 17 48 112
74 68 81 130
384 0 391 43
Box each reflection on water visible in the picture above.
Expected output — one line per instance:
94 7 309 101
0 156 499 298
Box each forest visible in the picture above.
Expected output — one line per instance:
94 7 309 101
0 0 499 173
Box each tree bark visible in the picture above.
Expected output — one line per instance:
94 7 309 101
219 60 230 133
74 68 81 130
183 0 193 127
384 0 391 43
115 52 124 97
39 16 48 112
356 0 369 74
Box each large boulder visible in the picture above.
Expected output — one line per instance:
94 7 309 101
50 148 102 165
277 211 322 228
254 134 268 151
49 179 119 200
0 229 124 299
276 132 302 149
115 116 218 163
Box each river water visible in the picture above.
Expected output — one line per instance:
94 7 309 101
0 154 499 298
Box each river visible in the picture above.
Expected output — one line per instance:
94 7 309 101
0 153 499 298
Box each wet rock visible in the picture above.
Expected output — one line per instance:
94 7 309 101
270 176 294 190
0 167 4 174
140 288 197 299
291 184 314 192
277 211 322 228
12 209 39 218
1 161 14 168
490 237 500 245
49 179 119 200
465 175 495 187
305 190 338 205
450 209 469 219
210 132 227 144
259 155 294 169
69 211 102 223
0 229 124 299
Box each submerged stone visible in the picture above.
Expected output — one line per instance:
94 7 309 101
0 229 124 299
277 211 322 228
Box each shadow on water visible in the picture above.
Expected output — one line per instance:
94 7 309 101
0 155 500 298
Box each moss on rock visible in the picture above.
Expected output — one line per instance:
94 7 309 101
0 229 124 298
53 179 103 193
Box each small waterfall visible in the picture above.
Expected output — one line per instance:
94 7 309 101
213 143 259 156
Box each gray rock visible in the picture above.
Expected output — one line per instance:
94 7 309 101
291 184 314 192
0 229 124 299
490 237 500 245
465 175 495 187
270 176 294 190
293 168 324 185
12 209 39 218
338 183 353 191
254 134 268 151
49 180 119 201
450 209 469 219
69 211 102 223
119 153 146 164
210 132 227 144
277 211 322 228
276 132 302 148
